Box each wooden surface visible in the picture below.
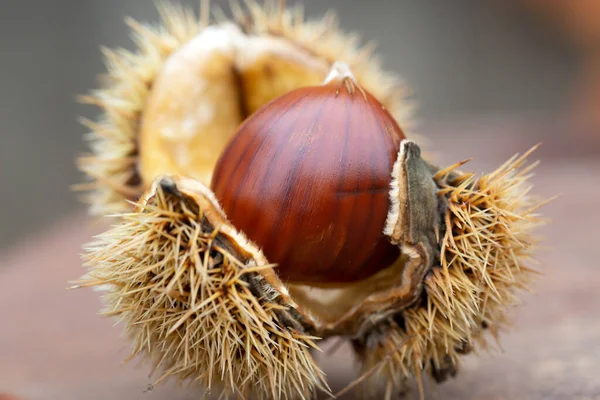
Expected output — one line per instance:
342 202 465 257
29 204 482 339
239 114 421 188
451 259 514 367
1 122 599 399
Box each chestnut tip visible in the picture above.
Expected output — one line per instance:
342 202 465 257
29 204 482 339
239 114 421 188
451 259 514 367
323 61 356 85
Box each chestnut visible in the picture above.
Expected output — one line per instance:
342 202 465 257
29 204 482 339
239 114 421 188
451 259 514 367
211 64 403 284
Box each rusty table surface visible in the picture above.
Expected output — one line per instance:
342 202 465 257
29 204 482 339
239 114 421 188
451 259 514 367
1 121 599 399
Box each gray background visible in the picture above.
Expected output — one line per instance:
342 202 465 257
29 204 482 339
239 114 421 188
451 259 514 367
0 0 576 249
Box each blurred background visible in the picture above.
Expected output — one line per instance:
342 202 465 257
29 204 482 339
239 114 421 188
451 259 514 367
1 1 599 399
1 0 599 249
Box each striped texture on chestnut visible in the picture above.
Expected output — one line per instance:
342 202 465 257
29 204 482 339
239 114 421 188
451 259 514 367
211 79 405 284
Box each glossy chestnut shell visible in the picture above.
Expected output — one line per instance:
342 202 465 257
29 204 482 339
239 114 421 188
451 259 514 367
211 78 405 284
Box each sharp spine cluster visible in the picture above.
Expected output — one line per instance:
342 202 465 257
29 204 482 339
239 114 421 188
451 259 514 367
75 4 205 215
356 146 547 396
77 179 327 399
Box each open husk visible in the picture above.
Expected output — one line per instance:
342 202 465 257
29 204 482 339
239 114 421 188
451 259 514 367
73 2 550 398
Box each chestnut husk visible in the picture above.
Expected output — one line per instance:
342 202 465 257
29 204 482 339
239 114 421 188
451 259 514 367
74 2 549 399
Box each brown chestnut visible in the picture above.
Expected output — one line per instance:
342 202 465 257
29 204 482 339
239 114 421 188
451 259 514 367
211 64 405 284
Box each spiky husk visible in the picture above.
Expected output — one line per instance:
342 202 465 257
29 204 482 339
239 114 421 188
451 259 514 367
77 177 326 399
76 4 204 215
354 147 546 395
351 320 411 400
76 0 415 216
